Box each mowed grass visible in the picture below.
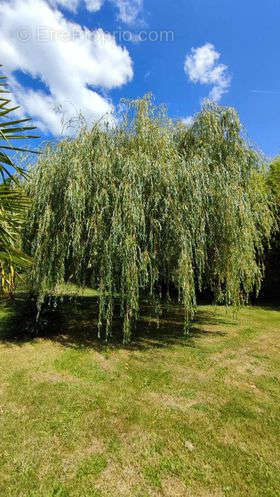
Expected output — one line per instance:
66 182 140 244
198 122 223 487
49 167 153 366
0 299 280 497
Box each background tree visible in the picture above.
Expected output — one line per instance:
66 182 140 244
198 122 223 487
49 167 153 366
259 156 280 300
267 157 280 205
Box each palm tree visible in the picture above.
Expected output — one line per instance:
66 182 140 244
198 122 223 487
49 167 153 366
0 185 31 295
0 65 38 296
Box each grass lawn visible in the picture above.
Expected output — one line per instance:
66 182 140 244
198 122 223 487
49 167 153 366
0 297 279 497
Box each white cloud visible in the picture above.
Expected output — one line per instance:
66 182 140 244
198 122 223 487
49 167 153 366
49 0 104 12
0 0 133 135
84 0 105 12
49 0 143 23
49 0 79 11
181 116 194 127
184 43 231 102
111 0 143 24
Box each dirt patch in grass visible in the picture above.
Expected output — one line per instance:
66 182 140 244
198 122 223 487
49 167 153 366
93 351 120 372
96 460 144 496
34 371 83 384
160 477 188 497
62 439 106 478
144 391 209 412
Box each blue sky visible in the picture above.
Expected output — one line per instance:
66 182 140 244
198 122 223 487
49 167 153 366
0 0 279 157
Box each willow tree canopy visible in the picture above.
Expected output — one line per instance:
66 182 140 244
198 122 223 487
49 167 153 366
25 96 272 342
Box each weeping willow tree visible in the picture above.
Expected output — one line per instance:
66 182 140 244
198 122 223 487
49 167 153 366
25 96 272 342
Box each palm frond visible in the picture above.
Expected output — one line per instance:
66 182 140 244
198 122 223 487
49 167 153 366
0 65 39 181
0 65 38 296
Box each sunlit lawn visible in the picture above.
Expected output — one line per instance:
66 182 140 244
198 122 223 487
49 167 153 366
0 294 279 497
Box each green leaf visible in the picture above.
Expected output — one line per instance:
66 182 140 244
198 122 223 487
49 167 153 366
0 64 39 295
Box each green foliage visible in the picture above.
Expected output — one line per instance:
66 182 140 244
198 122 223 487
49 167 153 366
0 65 37 295
260 157 280 299
267 156 280 206
25 96 273 341
0 185 31 294
0 65 38 182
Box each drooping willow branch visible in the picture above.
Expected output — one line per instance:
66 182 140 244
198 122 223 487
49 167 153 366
24 96 273 342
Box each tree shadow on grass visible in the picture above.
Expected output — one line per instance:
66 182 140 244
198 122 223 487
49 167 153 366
0 294 233 351
252 302 280 312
